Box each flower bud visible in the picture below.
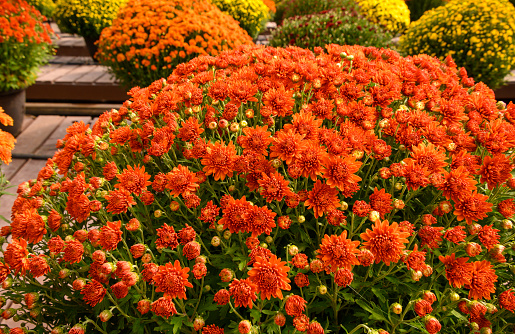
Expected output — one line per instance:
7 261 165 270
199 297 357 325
422 265 433 277
265 236 273 244
410 269 423 281
393 199 405 210
137 299 151 314
449 292 460 302
58 269 70 279
219 119 228 129
502 219 513 229
208 121 218 130
2 277 13 289
260 242 268 249
239 320 252 334
318 285 327 295
211 236 221 247
274 313 286 326
216 224 224 232
298 215 305 223
479 327 492 334
194 317 205 331
73 278 87 291
467 223 481 235
228 185 236 192
196 255 207 264
288 245 299 256
99 310 113 322
369 210 380 222
245 109 254 118
230 122 239 132
169 201 180 211
465 242 482 257
154 210 162 218
395 182 403 191
340 201 349 210
204 285 211 292
223 230 232 240
240 120 248 128
391 303 402 314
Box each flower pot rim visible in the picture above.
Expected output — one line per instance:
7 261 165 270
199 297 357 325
0 88 26 96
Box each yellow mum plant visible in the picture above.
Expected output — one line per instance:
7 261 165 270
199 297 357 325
399 0 515 90
211 0 270 38
54 0 128 39
356 0 410 34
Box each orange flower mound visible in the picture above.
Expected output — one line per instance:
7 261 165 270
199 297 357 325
96 0 253 88
5 44 515 332
0 107 16 164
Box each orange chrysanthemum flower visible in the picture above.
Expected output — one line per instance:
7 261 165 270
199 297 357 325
201 141 238 180
453 191 493 225
321 155 362 197
262 85 295 117
155 223 179 250
410 142 448 174
115 165 152 196
438 253 473 288
229 278 258 308
0 130 16 165
105 188 137 214
360 220 410 266
369 187 393 218
304 180 340 218
477 225 500 250
247 254 291 300
81 279 106 307
269 130 307 165
151 295 178 318
438 166 478 202
246 205 276 237
283 110 323 141
257 171 293 203
479 154 512 189
219 196 252 233
404 244 427 272
295 142 328 181
153 260 193 299
4 238 29 275
99 221 123 251
165 164 199 198
177 117 204 142
465 260 498 300
63 239 84 264
238 125 272 156
316 231 360 272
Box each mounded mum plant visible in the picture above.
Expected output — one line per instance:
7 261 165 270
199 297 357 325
96 0 254 89
2 44 515 334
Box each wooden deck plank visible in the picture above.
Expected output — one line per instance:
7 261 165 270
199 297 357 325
1 159 27 180
35 116 92 156
11 116 64 156
0 159 47 227
75 65 108 83
37 64 80 83
54 65 96 83
95 71 118 84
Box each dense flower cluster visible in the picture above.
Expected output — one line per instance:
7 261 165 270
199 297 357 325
1 44 515 333
96 0 253 89
0 107 15 165
53 0 128 39
269 6 392 50
275 0 358 24
355 0 410 34
399 0 515 90
211 0 271 38
0 0 54 92
27 0 56 18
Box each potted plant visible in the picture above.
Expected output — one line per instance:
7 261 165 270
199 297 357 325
1 43 515 333
0 0 55 137
53 0 128 61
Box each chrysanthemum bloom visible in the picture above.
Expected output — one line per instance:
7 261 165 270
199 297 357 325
115 165 152 195
418 226 444 249
360 220 410 265
465 242 482 257
498 198 515 218
316 231 360 272
453 191 493 225
262 85 295 117
178 224 196 245
321 155 362 196
414 299 433 317
130 244 146 259
155 223 179 250
247 254 291 300
499 289 515 312
274 312 286 326
229 278 258 308
62 239 84 264
202 324 224 334
99 220 123 251
404 244 427 272
201 140 238 180
28 255 50 277
402 159 430 191
465 260 498 300
293 314 310 332
334 268 353 287
357 249 375 267
285 294 306 317
245 205 277 237
410 142 448 174
438 166 478 202
479 154 512 189
165 164 199 197
214 289 230 305
307 321 324 334
178 116 204 142
444 226 466 244
424 316 441 334
295 142 328 181
199 201 220 228
352 200 372 217
258 171 293 203
151 295 178 318
102 161 118 181
111 281 129 299
80 279 106 307
219 196 252 233
291 253 308 269
105 188 136 214
304 180 340 218
238 125 272 156
137 299 151 315
153 260 193 299
477 225 500 250
269 130 307 165
369 188 393 218
238 320 252 334
0 262 10 283
182 241 201 260
438 253 473 288
192 263 207 279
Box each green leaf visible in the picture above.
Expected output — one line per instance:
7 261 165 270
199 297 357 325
170 316 185 334
371 287 386 304
355 299 387 322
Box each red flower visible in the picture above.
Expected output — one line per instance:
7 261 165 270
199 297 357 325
262 85 295 117
294 272 309 288
153 260 193 299
257 171 293 203
453 191 493 225
63 239 84 264
183 241 201 260
155 223 179 250
334 268 353 287
238 125 272 155
201 140 238 181
369 187 393 218
229 278 258 308
247 254 291 300
295 142 328 181
414 299 433 317
360 220 410 265
418 226 444 249
304 180 340 218
99 221 123 251
285 294 306 317
105 188 136 214
479 154 512 189
28 255 50 277
316 231 360 272
0 262 10 283
81 279 106 307
410 142 448 174
499 289 515 312
151 295 178 318
293 314 310 332
404 244 427 272
438 166 477 202
199 201 220 228
111 281 129 299
439 253 473 288
269 130 307 165
178 117 204 142
214 289 230 305
219 196 252 233
465 260 497 300
165 164 199 197
202 325 224 334
115 165 151 195
498 198 515 218
353 200 372 217
443 226 466 244
477 225 500 250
